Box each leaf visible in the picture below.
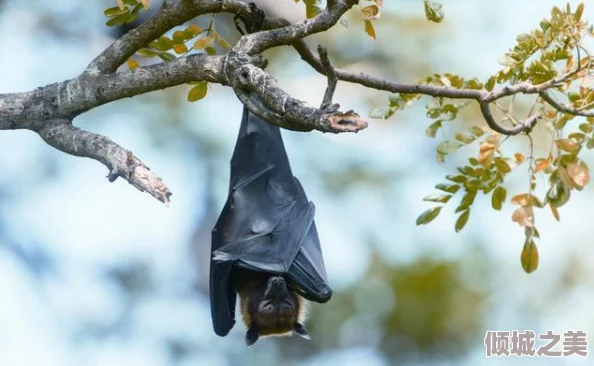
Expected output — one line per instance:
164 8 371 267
157 52 176 61
455 210 470 232
566 161 590 190
521 238 539 273
205 46 217 55
549 201 560 221
435 183 460 194
425 121 442 138
511 193 531 206
555 139 580 152
534 153 553 173
303 0 321 18
104 6 127 16
436 140 462 154
140 0 150 11
172 31 187 43
188 24 202 35
361 4 381 20
416 207 442 225
116 0 125 10
478 140 496 167
193 36 214 50
491 186 507 210
514 153 525 163
364 20 376 40
173 43 188 54
423 0 444 23
215 32 232 48
137 48 158 58
187 82 208 102
423 194 451 203
512 206 534 227
455 132 475 144
127 58 139 70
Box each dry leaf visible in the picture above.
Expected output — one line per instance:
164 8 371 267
361 4 381 20
511 193 531 206
535 153 553 173
117 0 125 10
512 206 534 227
364 19 376 40
566 161 590 189
514 153 525 163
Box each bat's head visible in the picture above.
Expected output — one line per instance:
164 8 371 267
239 274 310 346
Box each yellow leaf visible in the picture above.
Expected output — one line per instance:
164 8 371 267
521 239 539 273
514 153 525 163
534 153 552 173
512 206 534 227
140 0 150 11
511 193 531 206
566 161 590 189
127 58 139 70
361 4 381 20
193 36 214 50
188 24 202 35
364 19 376 40
478 142 495 167
116 0 125 10
173 43 188 54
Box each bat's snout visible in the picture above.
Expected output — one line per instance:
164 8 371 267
264 276 288 299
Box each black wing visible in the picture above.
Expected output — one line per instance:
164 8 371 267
210 107 332 337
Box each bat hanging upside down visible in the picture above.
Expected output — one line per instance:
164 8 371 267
210 106 333 346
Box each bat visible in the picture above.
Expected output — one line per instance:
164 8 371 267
209 106 333 345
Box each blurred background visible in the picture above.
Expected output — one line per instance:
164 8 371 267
1 0 593 365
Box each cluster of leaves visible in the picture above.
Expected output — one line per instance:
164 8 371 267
105 2 234 103
412 3 594 273
104 0 150 27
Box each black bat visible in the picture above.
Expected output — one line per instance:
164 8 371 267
210 107 332 344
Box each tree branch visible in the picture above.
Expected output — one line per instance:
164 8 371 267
539 91 594 117
38 119 172 204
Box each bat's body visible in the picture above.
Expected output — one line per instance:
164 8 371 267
210 107 332 344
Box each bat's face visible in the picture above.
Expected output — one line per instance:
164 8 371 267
239 274 310 346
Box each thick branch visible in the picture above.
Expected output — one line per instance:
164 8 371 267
0 55 225 130
38 119 172 204
88 0 251 73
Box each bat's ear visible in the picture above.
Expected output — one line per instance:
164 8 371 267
245 325 260 346
293 322 311 341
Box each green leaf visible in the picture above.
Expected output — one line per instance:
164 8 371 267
157 52 176 61
416 207 442 225
137 48 158 58
423 0 444 23
491 186 507 210
455 210 470 232
187 82 208 102
446 175 467 183
470 126 485 137
104 6 127 16
455 132 475 144
521 237 539 273
435 183 460 194
436 140 462 154
303 0 321 18
423 194 452 203
425 120 442 138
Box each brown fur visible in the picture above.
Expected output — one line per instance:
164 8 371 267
233 269 307 338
